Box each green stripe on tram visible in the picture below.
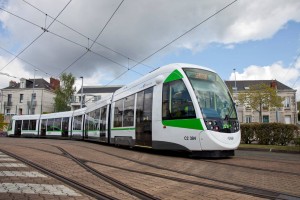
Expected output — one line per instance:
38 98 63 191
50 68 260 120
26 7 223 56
164 69 183 83
111 128 136 131
162 118 204 130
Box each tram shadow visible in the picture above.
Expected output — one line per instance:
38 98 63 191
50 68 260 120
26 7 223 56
118 145 233 160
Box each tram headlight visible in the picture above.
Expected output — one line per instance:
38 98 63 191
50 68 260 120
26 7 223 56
205 120 219 131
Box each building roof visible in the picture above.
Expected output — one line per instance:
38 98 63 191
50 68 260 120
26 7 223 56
225 80 294 91
77 86 122 94
3 79 52 90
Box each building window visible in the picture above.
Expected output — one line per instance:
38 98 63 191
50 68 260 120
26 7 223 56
7 94 12 105
245 115 252 123
6 109 10 115
284 97 290 108
20 94 24 103
284 115 291 124
263 115 269 123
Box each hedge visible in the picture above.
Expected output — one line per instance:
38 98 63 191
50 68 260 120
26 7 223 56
241 123 299 146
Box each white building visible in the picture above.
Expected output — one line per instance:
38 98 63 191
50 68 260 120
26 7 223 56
0 78 58 121
70 85 122 110
225 80 298 124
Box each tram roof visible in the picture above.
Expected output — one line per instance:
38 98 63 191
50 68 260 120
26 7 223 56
113 63 215 96
12 114 41 120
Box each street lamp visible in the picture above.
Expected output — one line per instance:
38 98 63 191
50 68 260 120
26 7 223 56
233 68 237 93
80 76 83 109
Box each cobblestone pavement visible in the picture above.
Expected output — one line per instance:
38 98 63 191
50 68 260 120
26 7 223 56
0 137 299 200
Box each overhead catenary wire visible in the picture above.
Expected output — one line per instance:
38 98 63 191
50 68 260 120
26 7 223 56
22 0 153 70
0 0 72 72
57 0 128 77
0 46 55 78
0 2 141 78
105 0 238 85
89 0 124 49
288 51 300 88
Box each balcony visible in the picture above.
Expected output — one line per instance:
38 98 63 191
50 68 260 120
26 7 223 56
4 101 13 107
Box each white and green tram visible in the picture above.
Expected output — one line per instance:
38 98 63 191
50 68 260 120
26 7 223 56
8 63 240 157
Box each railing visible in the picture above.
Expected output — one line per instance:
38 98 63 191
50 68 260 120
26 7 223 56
4 101 13 107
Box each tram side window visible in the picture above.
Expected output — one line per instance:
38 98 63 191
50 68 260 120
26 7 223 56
100 107 107 132
41 119 47 130
114 100 123 127
73 116 82 130
62 118 69 130
29 120 36 130
22 120 29 130
86 110 98 131
47 118 54 131
162 80 196 120
95 108 100 131
123 94 135 127
53 118 61 131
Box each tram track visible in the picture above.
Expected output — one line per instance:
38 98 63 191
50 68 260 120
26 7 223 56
52 144 300 200
56 146 159 200
1 144 158 200
200 159 300 176
5 141 300 199
0 149 117 200
63 142 300 177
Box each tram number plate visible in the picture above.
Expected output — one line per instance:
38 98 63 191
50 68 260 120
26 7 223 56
184 136 196 140
228 136 234 140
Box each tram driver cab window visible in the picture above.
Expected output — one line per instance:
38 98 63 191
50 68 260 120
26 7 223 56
162 80 196 120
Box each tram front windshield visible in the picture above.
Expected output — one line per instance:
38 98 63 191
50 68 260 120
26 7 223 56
184 68 237 120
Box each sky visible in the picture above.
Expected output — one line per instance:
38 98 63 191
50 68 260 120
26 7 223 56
0 0 300 99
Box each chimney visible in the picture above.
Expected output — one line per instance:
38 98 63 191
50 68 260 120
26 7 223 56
270 80 277 90
9 80 17 87
50 77 60 90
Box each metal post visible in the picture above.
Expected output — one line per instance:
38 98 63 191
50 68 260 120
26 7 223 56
233 68 237 93
0 90 2 114
40 89 44 114
31 69 37 114
80 76 83 109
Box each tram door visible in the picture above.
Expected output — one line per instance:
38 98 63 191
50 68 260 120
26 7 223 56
62 118 69 137
100 107 107 142
41 119 46 136
14 120 22 136
135 87 153 147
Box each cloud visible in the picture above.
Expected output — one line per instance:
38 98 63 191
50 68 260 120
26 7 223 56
0 0 300 84
229 62 300 99
0 56 32 88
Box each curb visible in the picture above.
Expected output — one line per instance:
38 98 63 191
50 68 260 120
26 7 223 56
238 147 300 154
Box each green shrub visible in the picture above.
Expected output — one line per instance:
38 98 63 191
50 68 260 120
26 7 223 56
240 123 257 144
295 138 300 146
240 123 299 146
